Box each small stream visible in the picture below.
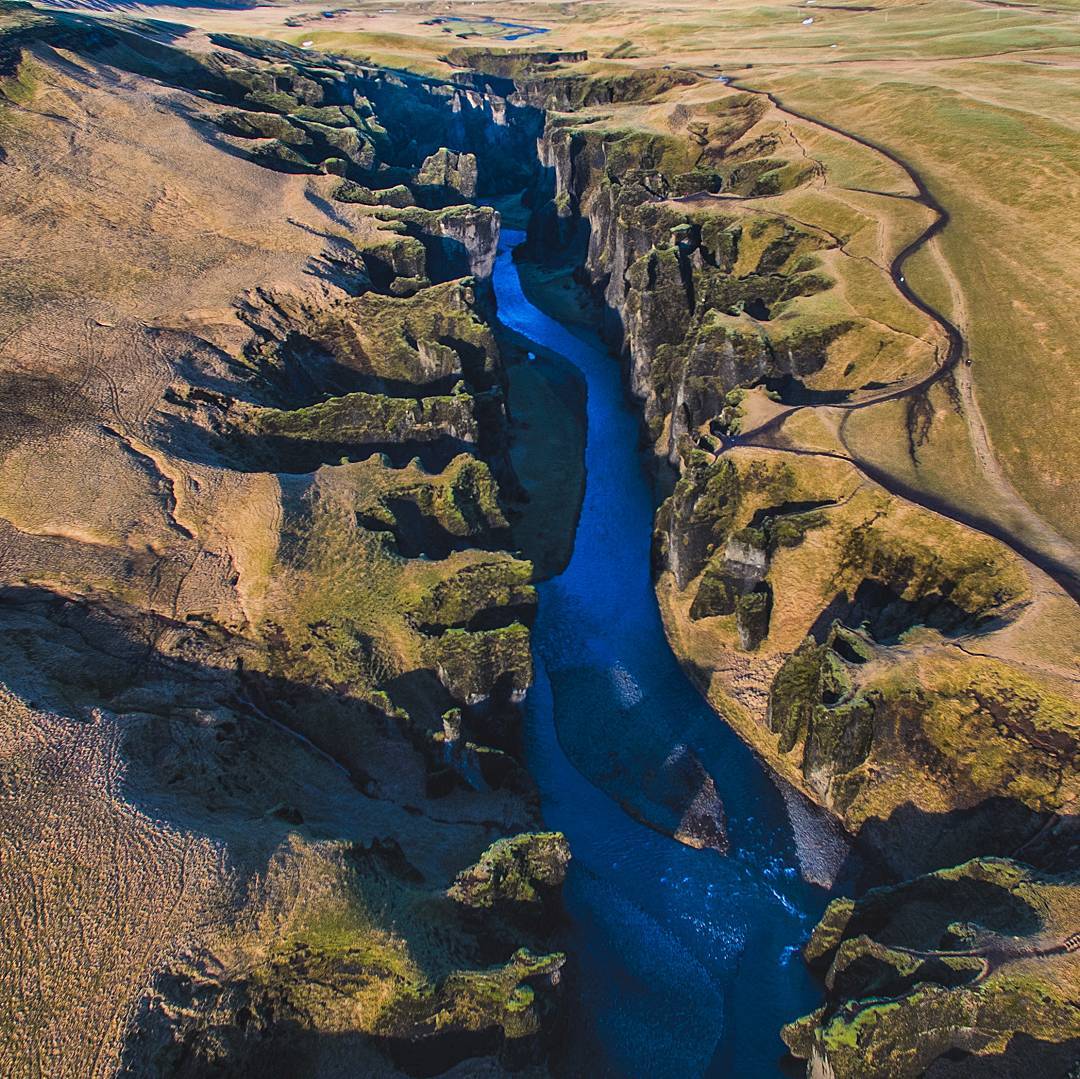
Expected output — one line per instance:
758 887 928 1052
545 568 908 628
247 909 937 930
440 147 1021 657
493 229 847 1077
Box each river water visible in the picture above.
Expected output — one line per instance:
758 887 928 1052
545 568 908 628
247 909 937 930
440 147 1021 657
493 229 841 1077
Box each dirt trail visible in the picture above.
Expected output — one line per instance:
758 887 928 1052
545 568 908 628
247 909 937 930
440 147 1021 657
702 77 1080 602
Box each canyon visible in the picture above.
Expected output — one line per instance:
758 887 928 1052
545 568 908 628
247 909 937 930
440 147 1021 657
0 3 1076 1077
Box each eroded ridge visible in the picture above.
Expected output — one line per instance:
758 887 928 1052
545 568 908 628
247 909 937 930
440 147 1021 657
508 49 1078 1077
0 12 572 1076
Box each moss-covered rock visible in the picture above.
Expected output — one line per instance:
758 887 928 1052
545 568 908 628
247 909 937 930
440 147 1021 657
767 628 1078 830
335 180 415 207
735 588 771 650
448 832 570 919
787 859 1080 1077
248 138 320 174
658 454 742 589
411 558 535 633
416 146 479 199
428 623 532 706
243 389 480 456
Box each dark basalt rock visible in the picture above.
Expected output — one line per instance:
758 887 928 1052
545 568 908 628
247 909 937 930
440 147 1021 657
735 585 771 651
785 859 1080 1079
648 746 729 854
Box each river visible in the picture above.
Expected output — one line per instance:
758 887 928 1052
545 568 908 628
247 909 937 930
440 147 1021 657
493 229 844 1077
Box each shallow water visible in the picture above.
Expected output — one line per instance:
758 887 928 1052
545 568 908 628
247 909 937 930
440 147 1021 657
493 230 839 1077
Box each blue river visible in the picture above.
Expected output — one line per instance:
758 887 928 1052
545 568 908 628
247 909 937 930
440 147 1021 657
493 229 843 1077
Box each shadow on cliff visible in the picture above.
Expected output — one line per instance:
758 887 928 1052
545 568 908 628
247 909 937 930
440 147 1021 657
839 797 1078 888
0 584 533 831
807 578 1007 645
135 1006 567 1079
158 412 479 476
924 1034 1080 1079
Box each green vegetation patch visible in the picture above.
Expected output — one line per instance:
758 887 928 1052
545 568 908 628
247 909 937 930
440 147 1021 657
246 389 478 448
448 832 570 913
427 623 532 704
411 558 535 632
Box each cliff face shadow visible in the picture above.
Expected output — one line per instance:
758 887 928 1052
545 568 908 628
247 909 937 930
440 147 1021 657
147 1004 563 1079
763 373 851 406
411 231 474 284
837 866 1044 949
840 797 1074 887
924 1034 1080 1079
808 578 992 645
356 499 505 562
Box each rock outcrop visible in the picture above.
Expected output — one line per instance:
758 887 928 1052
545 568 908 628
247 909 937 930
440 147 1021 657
782 859 1080 1077
0 12 574 1076
449 832 571 923
417 146 479 199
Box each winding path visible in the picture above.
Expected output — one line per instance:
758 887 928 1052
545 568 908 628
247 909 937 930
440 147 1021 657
684 74 1080 601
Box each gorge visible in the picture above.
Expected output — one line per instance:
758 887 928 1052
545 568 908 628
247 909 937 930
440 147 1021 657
0 6 1076 1078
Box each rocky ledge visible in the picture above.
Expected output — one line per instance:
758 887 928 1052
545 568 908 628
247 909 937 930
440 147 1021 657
0 10 578 1076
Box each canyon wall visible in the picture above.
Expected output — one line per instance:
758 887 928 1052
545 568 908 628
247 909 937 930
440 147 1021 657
513 63 1079 1078
0 12 574 1076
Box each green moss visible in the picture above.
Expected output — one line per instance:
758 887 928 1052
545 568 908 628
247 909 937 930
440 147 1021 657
416 146 477 198
243 88 302 113
0 48 37 105
246 389 477 449
769 637 832 751
219 109 308 143
767 623 882 790
448 832 570 912
781 1005 826 1058
792 855 1080 1070
411 559 534 632
857 656 1077 815
428 623 532 704
441 456 505 530
689 556 740 620
805 898 856 969
804 694 875 790
690 457 741 529
248 138 319 174
838 515 1027 622
735 589 771 650
768 510 827 550
289 102 349 125
335 180 415 207
730 525 767 552
820 997 903 1052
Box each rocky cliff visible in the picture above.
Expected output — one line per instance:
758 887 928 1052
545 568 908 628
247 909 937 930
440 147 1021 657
512 59 1080 1074
0 10 575 1076
782 858 1080 1078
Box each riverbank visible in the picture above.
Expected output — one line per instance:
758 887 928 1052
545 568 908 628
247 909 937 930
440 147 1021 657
499 319 587 582
495 228 836 1076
